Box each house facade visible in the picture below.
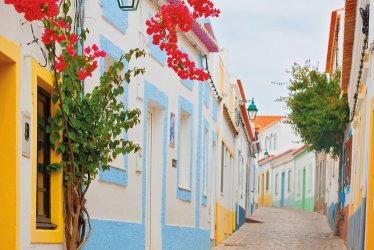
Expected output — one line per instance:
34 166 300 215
293 147 316 212
0 1 258 250
271 149 296 208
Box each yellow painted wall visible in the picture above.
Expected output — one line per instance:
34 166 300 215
350 85 366 217
258 194 272 207
366 97 374 249
0 35 20 250
219 63 224 93
215 203 235 245
258 170 272 207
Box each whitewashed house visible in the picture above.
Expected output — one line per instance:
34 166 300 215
0 0 259 249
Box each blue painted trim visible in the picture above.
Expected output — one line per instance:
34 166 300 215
201 118 209 205
176 96 194 201
99 0 128 34
148 35 166 66
180 48 195 90
99 167 128 186
98 35 129 186
84 219 144 250
212 99 218 122
142 80 169 225
212 131 217 145
203 82 210 108
195 55 204 228
235 204 246 230
162 226 210 250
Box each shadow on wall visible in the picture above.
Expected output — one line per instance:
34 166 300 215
327 202 338 231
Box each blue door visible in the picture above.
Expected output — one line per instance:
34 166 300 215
281 172 285 207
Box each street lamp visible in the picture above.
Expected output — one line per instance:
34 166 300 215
246 98 258 121
117 0 140 11
264 150 269 158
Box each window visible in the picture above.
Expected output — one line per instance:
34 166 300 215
265 136 269 150
266 171 269 191
273 134 277 150
179 111 191 189
288 170 292 192
202 126 209 197
36 88 55 229
275 173 279 195
269 134 274 150
31 60 64 243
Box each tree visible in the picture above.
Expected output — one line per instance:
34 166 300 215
282 61 349 236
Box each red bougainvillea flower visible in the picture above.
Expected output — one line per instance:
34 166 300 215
70 33 78 44
146 1 219 81
55 55 66 72
66 44 76 56
5 0 59 21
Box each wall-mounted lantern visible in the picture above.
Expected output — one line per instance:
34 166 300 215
117 0 140 11
247 98 258 121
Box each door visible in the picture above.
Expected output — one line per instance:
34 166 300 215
302 168 306 210
281 172 285 207
261 174 265 205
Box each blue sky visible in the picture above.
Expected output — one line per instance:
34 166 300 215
211 0 344 115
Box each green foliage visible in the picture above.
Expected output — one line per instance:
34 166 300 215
47 51 145 186
284 62 349 156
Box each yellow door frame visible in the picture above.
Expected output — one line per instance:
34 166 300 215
366 97 374 249
0 35 20 250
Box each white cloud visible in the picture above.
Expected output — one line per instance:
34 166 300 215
211 0 344 115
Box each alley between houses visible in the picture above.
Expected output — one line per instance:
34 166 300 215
214 207 347 250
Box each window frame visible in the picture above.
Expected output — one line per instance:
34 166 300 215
36 87 54 227
31 60 64 243
288 170 292 192
275 173 279 195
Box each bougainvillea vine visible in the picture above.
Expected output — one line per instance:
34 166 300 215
4 0 58 21
146 0 220 81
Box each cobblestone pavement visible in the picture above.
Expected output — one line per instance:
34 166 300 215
214 207 347 250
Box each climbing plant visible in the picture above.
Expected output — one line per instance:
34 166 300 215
4 0 220 249
5 0 144 249
146 0 220 81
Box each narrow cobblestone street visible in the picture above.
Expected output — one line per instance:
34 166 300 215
214 207 348 250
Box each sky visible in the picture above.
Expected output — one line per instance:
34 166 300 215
211 0 344 116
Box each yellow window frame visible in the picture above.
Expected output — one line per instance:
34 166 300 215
31 60 64 243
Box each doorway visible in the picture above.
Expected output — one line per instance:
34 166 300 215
281 172 285 207
261 174 265 205
302 168 306 210
0 40 19 249
145 107 163 250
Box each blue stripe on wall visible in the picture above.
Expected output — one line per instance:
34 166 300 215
100 0 128 33
84 219 144 250
163 225 210 250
